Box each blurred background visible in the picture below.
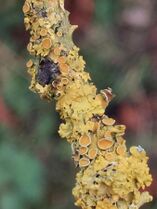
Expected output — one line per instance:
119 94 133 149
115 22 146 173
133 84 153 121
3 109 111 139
0 0 156 209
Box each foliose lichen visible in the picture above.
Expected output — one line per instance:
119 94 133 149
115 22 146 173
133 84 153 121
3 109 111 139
23 1 153 208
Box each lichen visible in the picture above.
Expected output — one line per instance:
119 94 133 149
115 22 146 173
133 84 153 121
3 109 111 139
23 0 153 208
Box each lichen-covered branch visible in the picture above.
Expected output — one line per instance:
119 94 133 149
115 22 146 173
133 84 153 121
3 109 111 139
23 1 153 209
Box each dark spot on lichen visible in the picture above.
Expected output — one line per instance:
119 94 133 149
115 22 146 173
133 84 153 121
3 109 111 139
53 22 62 33
37 58 60 86
41 10 47 17
37 8 47 17
60 50 68 56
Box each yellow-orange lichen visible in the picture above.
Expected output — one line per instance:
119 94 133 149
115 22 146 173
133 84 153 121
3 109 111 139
60 77 69 85
88 148 98 159
96 94 108 109
26 59 33 68
102 117 115 126
23 2 30 14
54 47 61 56
79 157 90 167
23 0 153 209
79 147 88 155
97 138 113 150
40 28 48 36
42 38 52 49
104 152 115 161
57 31 63 37
116 145 126 156
58 56 66 64
59 63 69 74
93 121 100 132
79 135 91 147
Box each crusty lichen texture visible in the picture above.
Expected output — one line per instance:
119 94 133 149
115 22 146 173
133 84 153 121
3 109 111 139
23 0 153 209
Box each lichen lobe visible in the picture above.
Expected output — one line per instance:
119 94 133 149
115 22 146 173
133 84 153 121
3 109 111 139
23 0 153 209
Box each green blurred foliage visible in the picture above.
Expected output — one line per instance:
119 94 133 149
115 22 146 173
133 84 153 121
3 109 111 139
0 142 44 209
95 0 121 24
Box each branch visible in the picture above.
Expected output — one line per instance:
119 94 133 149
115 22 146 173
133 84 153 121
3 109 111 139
23 1 153 209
